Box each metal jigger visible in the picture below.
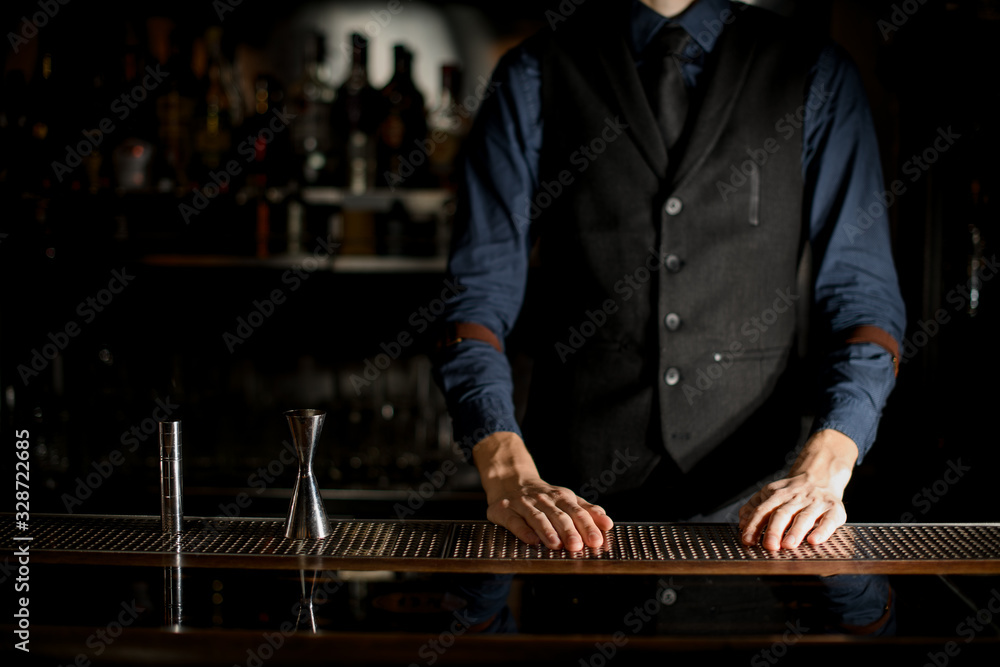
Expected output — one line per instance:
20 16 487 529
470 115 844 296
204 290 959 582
284 409 330 540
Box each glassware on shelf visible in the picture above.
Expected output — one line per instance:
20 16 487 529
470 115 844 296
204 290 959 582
289 31 336 186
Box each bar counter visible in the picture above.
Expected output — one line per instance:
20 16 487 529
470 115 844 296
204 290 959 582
5 514 1000 575
4 514 1000 665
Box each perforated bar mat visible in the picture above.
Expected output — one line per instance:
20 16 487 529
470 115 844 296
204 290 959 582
5 515 999 574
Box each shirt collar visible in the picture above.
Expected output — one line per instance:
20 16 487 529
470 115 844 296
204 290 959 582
629 0 733 60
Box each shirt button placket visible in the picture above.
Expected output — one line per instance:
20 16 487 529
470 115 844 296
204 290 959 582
663 197 683 386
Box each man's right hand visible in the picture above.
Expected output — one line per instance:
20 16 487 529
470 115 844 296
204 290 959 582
473 431 613 552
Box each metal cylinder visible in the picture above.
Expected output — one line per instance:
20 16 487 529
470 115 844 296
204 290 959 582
159 420 183 533
163 548 183 630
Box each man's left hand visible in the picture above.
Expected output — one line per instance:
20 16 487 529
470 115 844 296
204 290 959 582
738 429 859 551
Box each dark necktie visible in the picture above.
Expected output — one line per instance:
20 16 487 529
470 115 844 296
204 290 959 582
642 25 691 151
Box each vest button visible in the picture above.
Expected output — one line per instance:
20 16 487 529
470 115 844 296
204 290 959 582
665 197 683 216
664 312 681 330
664 367 680 386
664 254 682 272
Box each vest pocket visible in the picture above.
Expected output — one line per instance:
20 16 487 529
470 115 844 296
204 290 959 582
748 162 760 227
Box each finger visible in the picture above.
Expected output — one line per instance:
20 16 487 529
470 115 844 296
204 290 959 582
514 498 565 549
535 495 585 551
503 513 543 546
582 501 614 531
805 505 847 545
761 507 800 551
561 499 611 548
487 499 542 545
780 505 828 549
740 484 786 543
492 497 558 547
740 497 776 545
737 494 762 532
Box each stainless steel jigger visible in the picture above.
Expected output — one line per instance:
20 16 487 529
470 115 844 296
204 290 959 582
284 409 330 540
159 420 183 533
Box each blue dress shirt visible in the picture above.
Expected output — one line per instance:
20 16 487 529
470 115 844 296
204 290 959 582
436 0 906 465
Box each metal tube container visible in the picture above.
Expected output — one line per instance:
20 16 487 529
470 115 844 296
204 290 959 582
159 420 183 533
163 546 183 630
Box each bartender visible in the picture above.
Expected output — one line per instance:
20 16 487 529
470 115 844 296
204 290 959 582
434 0 905 634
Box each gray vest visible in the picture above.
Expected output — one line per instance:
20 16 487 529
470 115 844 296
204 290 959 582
520 1 815 493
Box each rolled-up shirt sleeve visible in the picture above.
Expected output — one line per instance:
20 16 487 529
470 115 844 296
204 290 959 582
804 44 907 461
433 42 543 455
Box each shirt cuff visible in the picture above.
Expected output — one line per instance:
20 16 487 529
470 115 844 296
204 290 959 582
449 395 521 462
810 401 878 464
810 342 897 463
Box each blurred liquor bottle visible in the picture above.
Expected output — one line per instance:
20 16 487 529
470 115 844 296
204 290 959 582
376 44 429 190
246 73 294 257
26 48 59 194
426 64 470 190
332 32 381 193
138 17 182 194
155 20 199 193
110 21 163 193
288 31 336 186
332 33 382 254
79 38 116 196
192 26 244 187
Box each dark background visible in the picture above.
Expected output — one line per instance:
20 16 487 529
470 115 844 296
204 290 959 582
0 0 997 527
